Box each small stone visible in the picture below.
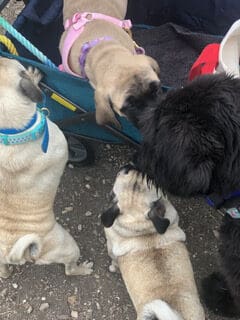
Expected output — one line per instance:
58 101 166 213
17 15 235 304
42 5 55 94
106 144 111 150
93 191 99 198
0 288 7 298
71 310 78 318
62 206 73 214
68 164 74 169
12 283 18 289
67 295 77 306
99 237 106 244
95 302 101 310
102 179 106 185
213 229 220 239
41 297 46 301
77 224 82 231
85 184 91 189
27 305 33 314
39 303 49 311
85 176 91 181
85 211 93 217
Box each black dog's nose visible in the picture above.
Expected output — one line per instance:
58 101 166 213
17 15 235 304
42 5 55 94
119 163 136 174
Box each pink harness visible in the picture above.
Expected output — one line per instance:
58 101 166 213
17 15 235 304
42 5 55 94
60 12 145 79
60 12 133 78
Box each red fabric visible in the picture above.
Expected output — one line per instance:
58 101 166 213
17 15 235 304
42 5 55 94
189 43 220 80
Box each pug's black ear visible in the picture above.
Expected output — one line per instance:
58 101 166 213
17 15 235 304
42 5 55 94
94 88 121 128
101 204 120 228
19 70 43 103
148 200 170 234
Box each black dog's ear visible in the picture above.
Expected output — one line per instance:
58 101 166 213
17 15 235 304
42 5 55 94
101 204 120 228
148 200 170 234
19 70 43 103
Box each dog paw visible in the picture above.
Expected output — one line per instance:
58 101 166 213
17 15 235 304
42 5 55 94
80 261 93 275
26 66 43 85
65 261 93 276
109 264 118 273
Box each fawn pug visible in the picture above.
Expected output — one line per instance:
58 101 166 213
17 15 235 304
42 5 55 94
101 165 204 320
0 58 93 278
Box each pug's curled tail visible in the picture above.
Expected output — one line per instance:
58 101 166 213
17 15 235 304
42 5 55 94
141 299 183 320
8 234 41 263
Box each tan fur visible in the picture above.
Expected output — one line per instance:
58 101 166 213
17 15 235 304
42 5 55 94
0 58 93 278
59 0 160 126
104 170 205 320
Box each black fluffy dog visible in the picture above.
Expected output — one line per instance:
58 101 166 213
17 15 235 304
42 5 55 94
133 73 240 197
122 73 240 316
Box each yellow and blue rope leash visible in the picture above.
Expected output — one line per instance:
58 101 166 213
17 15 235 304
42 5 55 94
0 17 78 112
0 34 18 55
0 16 57 68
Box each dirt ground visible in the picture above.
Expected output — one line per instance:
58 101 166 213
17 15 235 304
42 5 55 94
0 1 238 320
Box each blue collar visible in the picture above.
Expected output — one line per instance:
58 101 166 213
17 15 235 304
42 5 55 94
0 109 49 153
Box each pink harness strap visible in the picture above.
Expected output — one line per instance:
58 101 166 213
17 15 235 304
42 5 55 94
60 12 133 77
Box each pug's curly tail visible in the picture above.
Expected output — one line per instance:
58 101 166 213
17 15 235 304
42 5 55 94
8 234 42 264
141 299 183 320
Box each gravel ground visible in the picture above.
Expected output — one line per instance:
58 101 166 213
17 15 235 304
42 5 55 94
0 1 237 320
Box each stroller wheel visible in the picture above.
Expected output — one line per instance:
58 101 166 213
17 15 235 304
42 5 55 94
66 135 95 167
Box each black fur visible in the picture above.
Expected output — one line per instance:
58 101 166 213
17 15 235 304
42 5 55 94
101 204 120 228
134 73 240 197
121 79 162 127
202 272 240 317
211 213 240 315
148 200 170 234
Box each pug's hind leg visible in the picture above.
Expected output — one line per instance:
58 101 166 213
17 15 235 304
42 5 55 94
40 223 93 276
0 264 13 279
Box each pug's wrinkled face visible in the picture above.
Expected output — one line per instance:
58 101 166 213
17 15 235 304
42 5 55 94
94 55 161 128
101 165 178 235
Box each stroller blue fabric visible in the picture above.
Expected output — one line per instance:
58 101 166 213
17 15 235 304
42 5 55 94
1 0 239 144
1 0 141 144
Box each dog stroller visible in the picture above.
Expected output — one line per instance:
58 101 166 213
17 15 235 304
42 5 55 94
0 0 143 166
0 0 239 165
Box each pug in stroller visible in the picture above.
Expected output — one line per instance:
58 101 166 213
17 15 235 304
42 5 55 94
59 0 160 127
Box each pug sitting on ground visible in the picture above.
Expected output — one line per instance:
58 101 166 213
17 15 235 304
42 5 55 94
0 58 93 278
101 164 204 320
59 0 160 127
